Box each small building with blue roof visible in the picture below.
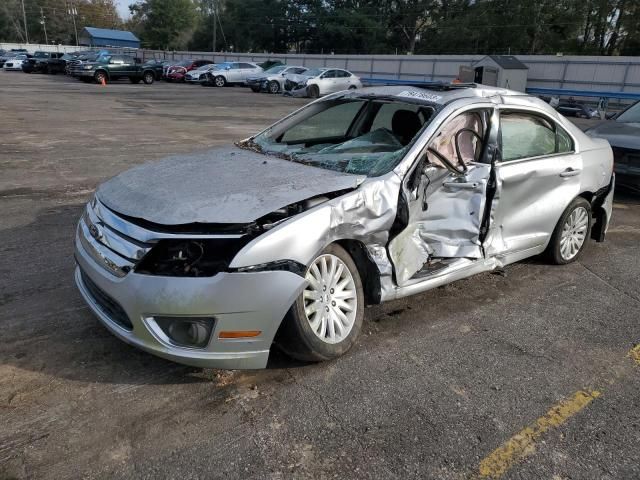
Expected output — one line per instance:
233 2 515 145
79 27 140 49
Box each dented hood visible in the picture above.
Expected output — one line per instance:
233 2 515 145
97 146 363 225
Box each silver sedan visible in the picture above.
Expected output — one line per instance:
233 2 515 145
74 84 615 369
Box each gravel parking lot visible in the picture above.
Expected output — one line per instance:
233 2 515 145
1 73 639 480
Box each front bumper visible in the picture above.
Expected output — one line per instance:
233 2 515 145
74 226 306 369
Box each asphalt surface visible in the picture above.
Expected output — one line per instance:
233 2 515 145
1 73 639 480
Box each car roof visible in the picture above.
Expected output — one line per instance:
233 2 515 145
342 83 529 106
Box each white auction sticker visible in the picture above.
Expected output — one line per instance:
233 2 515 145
397 90 443 102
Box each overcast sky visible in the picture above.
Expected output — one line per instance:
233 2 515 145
115 0 131 19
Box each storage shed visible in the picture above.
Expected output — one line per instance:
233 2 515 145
471 55 528 92
79 27 140 49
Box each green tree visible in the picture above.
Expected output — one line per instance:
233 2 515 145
130 0 197 49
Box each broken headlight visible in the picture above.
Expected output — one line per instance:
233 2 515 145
135 238 251 277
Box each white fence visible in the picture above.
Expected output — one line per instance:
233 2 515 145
3 42 640 94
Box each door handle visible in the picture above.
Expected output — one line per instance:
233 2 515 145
443 182 479 190
560 168 581 178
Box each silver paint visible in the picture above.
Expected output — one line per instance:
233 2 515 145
75 85 615 369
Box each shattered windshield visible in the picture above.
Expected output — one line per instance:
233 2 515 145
247 97 436 176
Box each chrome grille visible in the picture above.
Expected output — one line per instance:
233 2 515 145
79 199 155 277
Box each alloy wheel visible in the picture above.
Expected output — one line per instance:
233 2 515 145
303 254 357 344
560 206 589 261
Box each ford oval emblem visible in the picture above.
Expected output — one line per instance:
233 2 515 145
88 223 102 241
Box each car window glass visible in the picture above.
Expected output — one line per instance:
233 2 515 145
322 70 337 79
371 103 422 132
500 112 556 161
240 63 253 69
281 100 366 143
429 111 485 168
557 125 573 153
293 68 306 74
616 101 640 123
337 70 351 78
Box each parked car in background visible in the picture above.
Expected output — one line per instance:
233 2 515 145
586 100 640 190
258 60 284 71
556 102 599 119
76 54 156 84
67 50 111 76
246 65 308 93
165 59 211 82
45 52 75 75
0 49 29 67
74 84 614 369
202 62 263 87
22 51 64 74
185 64 216 83
286 68 362 98
3 54 32 71
140 59 169 81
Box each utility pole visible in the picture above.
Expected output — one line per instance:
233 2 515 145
20 0 29 43
40 7 48 45
212 0 217 53
68 2 79 46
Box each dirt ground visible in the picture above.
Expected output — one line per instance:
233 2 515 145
1 72 639 480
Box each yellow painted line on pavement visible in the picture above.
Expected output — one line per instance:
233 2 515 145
629 344 640 365
477 344 640 479
477 390 601 479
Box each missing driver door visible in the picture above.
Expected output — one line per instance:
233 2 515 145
389 107 496 286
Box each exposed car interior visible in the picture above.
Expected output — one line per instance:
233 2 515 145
251 98 436 176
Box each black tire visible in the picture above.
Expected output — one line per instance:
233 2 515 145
129 76 141 84
143 71 155 84
268 80 280 94
547 197 592 265
277 244 364 362
94 70 107 84
308 84 320 98
348 85 357 90
214 75 226 87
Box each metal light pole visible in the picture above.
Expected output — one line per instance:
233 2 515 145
68 2 79 46
40 7 48 45
212 0 217 53
20 0 29 44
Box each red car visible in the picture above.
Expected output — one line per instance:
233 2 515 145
165 59 211 82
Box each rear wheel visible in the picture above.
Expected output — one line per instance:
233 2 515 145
308 84 320 98
143 71 155 84
548 197 592 265
214 75 226 87
268 80 280 94
277 244 364 362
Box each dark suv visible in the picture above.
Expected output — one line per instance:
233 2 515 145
76 54 157 84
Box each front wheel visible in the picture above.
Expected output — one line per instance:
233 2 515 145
214 75 226 87
268 80 280 94
277 244 364 362
547 197 592 265
94 71 107 84
307 84 320 98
